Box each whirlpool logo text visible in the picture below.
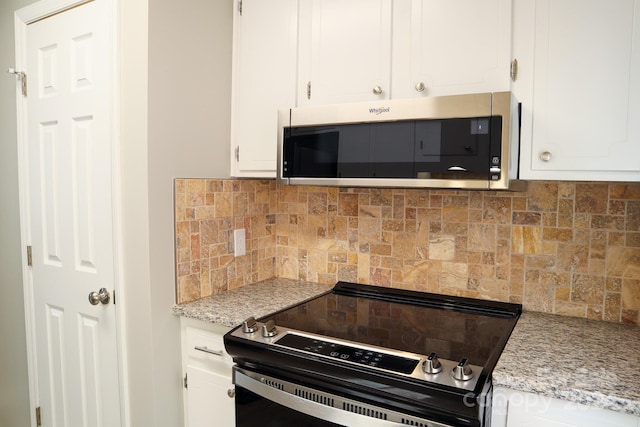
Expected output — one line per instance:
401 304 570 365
369 107 390 115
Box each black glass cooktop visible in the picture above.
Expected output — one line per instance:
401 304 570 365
261 282 521 369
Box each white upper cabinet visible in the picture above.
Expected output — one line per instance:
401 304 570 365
231 0 640 180
514 0 640 180
230 0 298 177
230 0 513 177
297 0 512 105
392 0 513 99
297 0 393 106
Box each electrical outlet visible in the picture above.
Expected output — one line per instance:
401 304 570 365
233 229 246 257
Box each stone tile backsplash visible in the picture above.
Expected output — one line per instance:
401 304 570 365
174 179 640 325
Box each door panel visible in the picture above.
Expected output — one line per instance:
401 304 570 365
297 0 393 105
24 1 121 426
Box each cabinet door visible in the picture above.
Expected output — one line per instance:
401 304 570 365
392 0 512 99
186 366 235 427
297 0 392 106
230 0 298 177
516 0 640 180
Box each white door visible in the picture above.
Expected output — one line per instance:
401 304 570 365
20 1 122 426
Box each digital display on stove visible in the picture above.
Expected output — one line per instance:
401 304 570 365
276 333 419 374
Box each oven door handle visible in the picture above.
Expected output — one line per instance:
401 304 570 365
235 369 451 427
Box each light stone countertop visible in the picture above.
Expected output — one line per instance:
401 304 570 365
173 281 640 417
493 311 640 417
172 278 332 327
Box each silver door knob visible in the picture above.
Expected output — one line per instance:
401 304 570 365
372 86 383 95
88 288 110 305
227 388 235 398
540 151 552 162
415 81 425 92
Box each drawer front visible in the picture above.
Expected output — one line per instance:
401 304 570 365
185 325 233 375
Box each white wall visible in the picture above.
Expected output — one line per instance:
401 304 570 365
0 0 38 425
146 0 233 422
122 0 233 424
119 0 156 424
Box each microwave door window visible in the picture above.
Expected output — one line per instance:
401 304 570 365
336 124 371 178
441 118 492 178
371 121 415 178
287 127 339 177
414 118 492 180
414 120 444 178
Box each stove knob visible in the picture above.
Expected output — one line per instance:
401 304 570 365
422 352 442 375
242 316 258 334
451 358 473 381
261 320 278 338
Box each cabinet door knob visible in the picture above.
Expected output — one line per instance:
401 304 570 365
415 82 425 92
372 86 383 95
540 151 552 162
227 388 235 398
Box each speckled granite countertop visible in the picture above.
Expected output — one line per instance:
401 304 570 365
172 278 332 327
493 311 640 416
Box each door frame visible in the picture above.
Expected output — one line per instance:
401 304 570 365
13 0 128 425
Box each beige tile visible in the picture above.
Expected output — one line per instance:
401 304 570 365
571 274 605 305
174 179 640 325
440 262 468 289
604 292 622 322
622 279 640 310
576 183 608 214
610 183 640 199
526 181 558 212
483 196 512 223
607 247 640 277
468 224 497 252
429 235 455 261
554 301 587 317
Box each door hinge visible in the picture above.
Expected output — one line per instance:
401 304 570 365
184 373 188 389
27 246 32 267
238 0 243 15
307 81 311 100
235 146 240 162
510 59 518 82
7 68 27 96
35 406 41 426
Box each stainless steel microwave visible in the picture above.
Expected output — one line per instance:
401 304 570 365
277 92 526 191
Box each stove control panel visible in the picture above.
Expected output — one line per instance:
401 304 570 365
276 333 419 374
229 317 483 391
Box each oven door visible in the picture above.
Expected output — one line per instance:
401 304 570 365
234 366 456 427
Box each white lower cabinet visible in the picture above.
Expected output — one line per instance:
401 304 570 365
180 317 234 427
492 387 640 427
